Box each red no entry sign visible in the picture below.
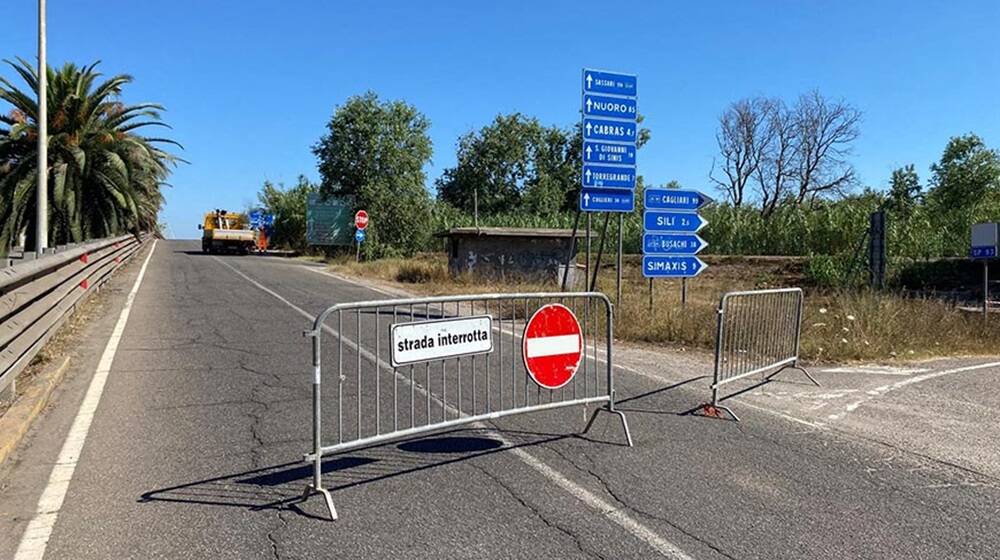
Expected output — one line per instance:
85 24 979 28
355 210 369 230
522 304 583 389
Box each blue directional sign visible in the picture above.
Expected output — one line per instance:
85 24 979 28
584 141 635 165
645 189 714 211
584 118 637 143
644 211 708 233
583 165 636 189
355 229 366 243
642 256 707 278
643 233 708 255
971 246 997 259
579 68 637 213
248 209 275 229
581 188 634 212
583 70 638 97
583 94 637 120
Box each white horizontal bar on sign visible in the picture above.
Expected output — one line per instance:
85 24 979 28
525 334 580 358
391 315 493 367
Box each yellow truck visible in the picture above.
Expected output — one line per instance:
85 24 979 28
198 210 257 254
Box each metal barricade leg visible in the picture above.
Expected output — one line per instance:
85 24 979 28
766 364 820 387
301 329 338 521
581 300 632 446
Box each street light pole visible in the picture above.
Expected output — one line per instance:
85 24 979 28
36 0 48 256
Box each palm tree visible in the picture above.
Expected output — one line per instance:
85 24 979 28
0 58 181 251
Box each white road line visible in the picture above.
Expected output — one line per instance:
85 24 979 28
216 257 695 560
822 365 930 376
827 360 1000 421
303 266 399 297
15 241 157 560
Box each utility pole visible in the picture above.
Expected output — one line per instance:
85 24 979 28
36 0 48 257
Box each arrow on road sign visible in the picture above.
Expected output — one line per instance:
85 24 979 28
582 164 635 189
583 118 637 142
642 256 707 278
584 141 635 165
582 69 637 97
642 233 708 255
580 188 634 212
643 211 708 233
644 189 714 211
583 94 638 120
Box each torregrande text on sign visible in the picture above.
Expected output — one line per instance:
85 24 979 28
390 315 493 366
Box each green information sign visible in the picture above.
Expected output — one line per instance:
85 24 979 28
306 193 355 246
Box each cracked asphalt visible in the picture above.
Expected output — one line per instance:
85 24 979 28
1 239 999 559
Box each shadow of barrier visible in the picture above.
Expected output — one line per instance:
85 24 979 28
700 288 819 422
138 429 573 520
301 292 633 520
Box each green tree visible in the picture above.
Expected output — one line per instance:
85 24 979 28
0 58 180 251
256 175 316 250
437 115 649 217
312 91 433 257
924 134 1000 253
885 164 921 216
436 114 545 215
926 134 1000 213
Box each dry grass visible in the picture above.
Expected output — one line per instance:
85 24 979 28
324 253 1000 363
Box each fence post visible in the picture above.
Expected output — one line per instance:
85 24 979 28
303 326 337 521
868 210 886 290
985 261 990 324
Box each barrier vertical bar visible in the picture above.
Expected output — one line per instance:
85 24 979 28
311 328 322 494
392 306 398 431
409 304 415 428
441 302 447 422
338 311 343 444
485 299 491 413
456 301 462 417
528 299 535 407
498 300 503 410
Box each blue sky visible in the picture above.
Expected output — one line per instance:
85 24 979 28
3 1 998 238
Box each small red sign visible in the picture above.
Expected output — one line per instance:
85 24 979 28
522 304 583 390
355 210 369 230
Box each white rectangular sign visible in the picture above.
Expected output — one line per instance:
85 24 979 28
390 315 493 367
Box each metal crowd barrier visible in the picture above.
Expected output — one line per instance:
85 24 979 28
301 292 632 520
705 288 818 421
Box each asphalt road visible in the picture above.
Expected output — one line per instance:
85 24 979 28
1 239 999 559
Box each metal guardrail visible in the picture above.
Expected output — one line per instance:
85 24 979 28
0 234 148 399
705 288 818 421
301 292 632 520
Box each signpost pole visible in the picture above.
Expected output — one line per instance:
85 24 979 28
985 261 990 323
648 278 653 313
616 213 623 310
355 240 360 263
561 208 582 291
590 214 610 291
36 0 48 257
586 214 591 292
